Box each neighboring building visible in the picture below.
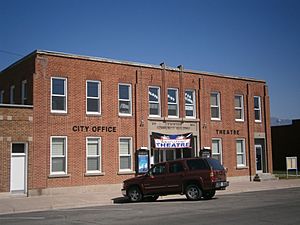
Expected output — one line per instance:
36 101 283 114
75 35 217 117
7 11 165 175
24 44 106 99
272 119 300 171
0 50 273 195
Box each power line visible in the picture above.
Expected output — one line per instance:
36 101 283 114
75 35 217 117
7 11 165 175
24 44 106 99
0 50 23 57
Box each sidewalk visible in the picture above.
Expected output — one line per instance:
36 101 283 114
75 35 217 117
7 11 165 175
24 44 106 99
1 179 300 215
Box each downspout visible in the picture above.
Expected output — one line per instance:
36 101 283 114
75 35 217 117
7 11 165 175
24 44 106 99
134 71 139 151
263 85 270 173
246 84 252 181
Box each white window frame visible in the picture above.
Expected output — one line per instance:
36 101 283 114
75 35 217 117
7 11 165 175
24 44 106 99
167 88 179 118
51 77 67 113
185 89 196 119
50 136 67 175
210 92 221 120
21 80 28 105
236 138 246 168
86 137 102 173
235 95 244 122
0 90 4 104
118 83 132 116
86 80 101 115
254 96 262 122
212 138 223 164
148 86 161 117
119 137 133 172
10 85 15 104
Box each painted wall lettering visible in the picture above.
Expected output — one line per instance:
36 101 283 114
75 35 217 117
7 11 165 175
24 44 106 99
72 125 117 133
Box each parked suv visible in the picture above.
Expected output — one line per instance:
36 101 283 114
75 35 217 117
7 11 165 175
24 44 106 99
122 157 229 202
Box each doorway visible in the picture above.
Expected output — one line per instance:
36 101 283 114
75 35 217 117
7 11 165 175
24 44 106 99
10 143 27 194
255 144 263 173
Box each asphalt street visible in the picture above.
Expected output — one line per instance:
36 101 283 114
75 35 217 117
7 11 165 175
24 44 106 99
1 188 300 225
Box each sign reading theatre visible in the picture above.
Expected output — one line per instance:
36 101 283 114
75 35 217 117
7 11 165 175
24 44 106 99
153 132 192 149
72 125 117 133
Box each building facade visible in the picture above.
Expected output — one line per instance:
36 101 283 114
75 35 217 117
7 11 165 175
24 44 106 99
0 50 273 195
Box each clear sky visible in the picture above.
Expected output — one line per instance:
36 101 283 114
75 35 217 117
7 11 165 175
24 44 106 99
1 0 299 119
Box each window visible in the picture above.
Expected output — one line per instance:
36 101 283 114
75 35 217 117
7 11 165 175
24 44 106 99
212 138 222 163
0 90 4 104
149 86 161 117
235 95 244 121
169 162 184 173
210 92 221 120
254 96 261 122
86 137 101 173
119 84 132 116
51 77 67 113
150 164 166 176
21 80 28 105
168 88 179 117
51 137 67 174
236 139 246 167
119 138 132 171
86 81 101 114
185 90 196 118
10 85 15 104
187 159 209 171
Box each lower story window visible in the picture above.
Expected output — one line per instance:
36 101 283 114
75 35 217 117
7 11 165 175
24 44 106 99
212 138 222 164
236 139 246 167
119 137 132 171
87 137 101 173
51 137 67 174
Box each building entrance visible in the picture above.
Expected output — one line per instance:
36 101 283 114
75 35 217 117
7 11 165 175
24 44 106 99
151 132 196 164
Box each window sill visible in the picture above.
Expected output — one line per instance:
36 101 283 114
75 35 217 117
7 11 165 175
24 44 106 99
236 166 249 170
48 174 71 178
84 172 105 177
118 171 135 175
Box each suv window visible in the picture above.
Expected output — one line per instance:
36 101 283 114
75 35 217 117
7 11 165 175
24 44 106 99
169 162 184 173
206 158 224 170
150 164 166 176
187 159 209 171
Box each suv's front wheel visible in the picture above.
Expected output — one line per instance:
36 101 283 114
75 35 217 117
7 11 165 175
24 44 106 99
185 184 202 200
128 186 143 202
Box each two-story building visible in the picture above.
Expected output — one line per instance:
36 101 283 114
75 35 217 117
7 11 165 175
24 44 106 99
0 50 272 195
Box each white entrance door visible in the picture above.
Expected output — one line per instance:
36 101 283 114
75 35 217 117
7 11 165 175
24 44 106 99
255 144 263 173
10 143 27 193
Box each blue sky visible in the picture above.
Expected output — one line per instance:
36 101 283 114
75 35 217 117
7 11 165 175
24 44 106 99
1 0 299 119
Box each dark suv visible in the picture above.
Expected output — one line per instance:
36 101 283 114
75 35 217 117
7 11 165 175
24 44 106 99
122 157 229 202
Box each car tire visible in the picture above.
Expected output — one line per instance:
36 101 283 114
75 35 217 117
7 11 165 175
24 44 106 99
128 186 143 202
203 190 216 199
185 184 202 201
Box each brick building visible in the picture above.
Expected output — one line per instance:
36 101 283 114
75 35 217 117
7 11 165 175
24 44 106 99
0 50 272 195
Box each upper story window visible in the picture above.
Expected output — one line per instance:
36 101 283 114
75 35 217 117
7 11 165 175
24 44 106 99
168 88 179 118
149 86 161 117
118 83 132 116
86 80 101 115
0 90 4 104
185 90 196 118
235 95 244 121
254 96 262 122
10 85 15 104
51 77 67 113
210 92 221 120
21 80 28 105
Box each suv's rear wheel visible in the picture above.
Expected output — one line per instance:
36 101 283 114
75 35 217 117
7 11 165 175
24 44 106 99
128 186 143 202
185 184 202 201
203 190 216 199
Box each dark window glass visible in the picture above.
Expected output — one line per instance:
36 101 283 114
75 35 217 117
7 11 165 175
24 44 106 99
52 79 65 95
187 159 209 170
12 143 25 153
169 162 184 173
87 82 99 97
206 158 224 170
